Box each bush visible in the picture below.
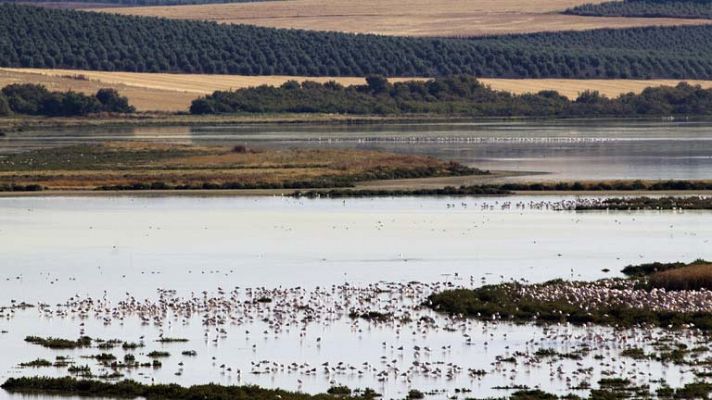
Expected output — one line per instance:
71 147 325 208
0 84 134 117
96 88 135 113
2 83 51 115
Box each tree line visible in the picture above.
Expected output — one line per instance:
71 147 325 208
565 0 712 19
3 4 712 78
190 76 712 117
0 84 134 117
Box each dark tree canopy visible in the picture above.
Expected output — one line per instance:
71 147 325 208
190 76 712 117
3 4 712 78
566 0 712 19
96 88 134 113
0 84 135 116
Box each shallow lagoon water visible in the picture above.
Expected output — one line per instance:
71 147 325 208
2 120 712 180
0 195 711 399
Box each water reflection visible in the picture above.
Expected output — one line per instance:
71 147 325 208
2 120 711 181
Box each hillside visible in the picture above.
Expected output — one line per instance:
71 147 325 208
4 4 712 79
96 0 712 37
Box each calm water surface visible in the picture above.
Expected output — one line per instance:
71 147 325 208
1 120 712 181
0 196 711 399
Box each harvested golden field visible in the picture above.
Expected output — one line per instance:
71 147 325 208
479 79 712 99
0 68 192 112
94 0 712 37
0 142 479 191
6 68 712 112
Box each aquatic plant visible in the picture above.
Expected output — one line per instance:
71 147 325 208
0 377 376 400
18 359 52 368
146 351 170 358
25 336 92 349
121 342 144 350
156 337 189 343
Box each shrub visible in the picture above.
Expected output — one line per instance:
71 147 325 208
0 84 133 117
96 88 135 113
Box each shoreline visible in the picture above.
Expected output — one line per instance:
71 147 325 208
2 114 710 134
1 189 710 198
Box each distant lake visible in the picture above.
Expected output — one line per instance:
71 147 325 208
2 119 712 181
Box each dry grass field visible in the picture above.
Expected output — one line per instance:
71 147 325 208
5 68 712 112
478 79 712 99
0 142 472 190
0 68 193 112
94 0 712 37
650 262 712 291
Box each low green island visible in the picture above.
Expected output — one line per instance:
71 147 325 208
428 260 712 330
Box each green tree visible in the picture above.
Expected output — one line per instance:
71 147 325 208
96 88 135 113
366 76 389 94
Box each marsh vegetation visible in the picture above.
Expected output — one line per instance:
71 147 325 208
428 260 712 330
0 142 482 191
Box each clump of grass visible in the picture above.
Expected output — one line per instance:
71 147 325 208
122 342 144 350
83 353 117 362
348 310 393 322
96 339 123 350
509 390 557 400
18 359 52 368
147 351 170 358
67 365 93 377
327 386 352 395
649 263 712 291
620 348 648 360
156 337 189 343
25 336 92 349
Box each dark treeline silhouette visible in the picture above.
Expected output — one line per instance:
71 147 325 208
0 0 272 6
3 4 712 78
190 76 712 116
565 0 712 19
0 84 134 116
